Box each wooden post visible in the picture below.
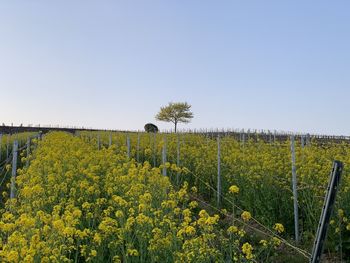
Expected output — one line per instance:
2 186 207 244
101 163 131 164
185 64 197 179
217 135 221 207
291 135 300 243
26 137 30 168
162 136 167 176
10 141 18 199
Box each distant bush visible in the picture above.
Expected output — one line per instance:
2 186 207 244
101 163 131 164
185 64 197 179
144 123 159 133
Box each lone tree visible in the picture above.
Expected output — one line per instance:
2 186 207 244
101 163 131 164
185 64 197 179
155 102 193 132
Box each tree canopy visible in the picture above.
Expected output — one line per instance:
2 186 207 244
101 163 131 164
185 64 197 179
155 102 193 132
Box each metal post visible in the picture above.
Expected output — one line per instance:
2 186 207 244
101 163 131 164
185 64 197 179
291 135 300 243
6 134 10 159
301 136 305 149
10 141 18 199
177 134 180 185
306 133 311 146
26 137 30 168
153 133 156 167
97 134 101 150
137 133 140 162
0 133 2 162
162 136 167 176
126 135 130 159
109 133 112 148
217 135 221 207
310 161 343 263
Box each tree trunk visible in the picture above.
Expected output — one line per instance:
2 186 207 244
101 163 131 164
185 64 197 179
174 121 177 133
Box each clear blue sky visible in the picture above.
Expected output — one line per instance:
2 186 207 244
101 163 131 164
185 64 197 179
1 1 349 135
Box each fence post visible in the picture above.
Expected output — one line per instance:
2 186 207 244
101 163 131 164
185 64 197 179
291 135 300 243
301 136 305 148
126 135 130 159
97 134 101 150
162 136 167 176
109 133 112 148
310 161 343 263
153 133 156 167
26 137 31 168
137 133 140 162
10 140 18 199
306 133 311 146
177 134 180 185
217 135 221 207
6 134 10 159
0 133 2 162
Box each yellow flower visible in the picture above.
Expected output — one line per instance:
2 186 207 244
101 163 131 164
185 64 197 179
272 237 281 247
259 239 268 247
242 242 253 260
93 233 102 245
191 186 198 193
338 209 344 218
241 211 251 222
90 250 97 257
199 210 208 218
227 226 238 234
7 250 19 261
189 201 198 209
5 164 11 172
184 226 196 236
115 210 124 218
229 185 239 194
273 223 284 233
127 249 139 257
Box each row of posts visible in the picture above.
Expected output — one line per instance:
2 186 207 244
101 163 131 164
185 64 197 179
0 133 41 200
96 132 306 242
1 131 309 245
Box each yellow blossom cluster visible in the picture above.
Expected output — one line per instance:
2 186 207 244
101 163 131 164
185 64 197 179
0 132 273 262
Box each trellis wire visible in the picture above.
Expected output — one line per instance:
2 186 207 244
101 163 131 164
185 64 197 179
187 169 311 259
